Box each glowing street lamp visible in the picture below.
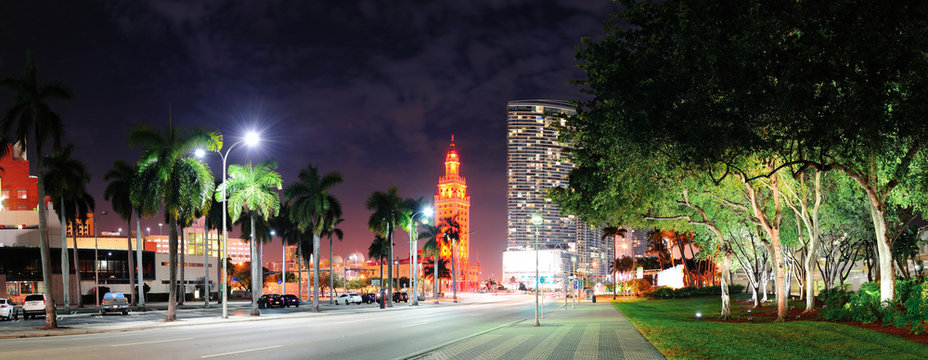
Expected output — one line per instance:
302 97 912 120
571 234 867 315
196 130 260 318
531 213 543 327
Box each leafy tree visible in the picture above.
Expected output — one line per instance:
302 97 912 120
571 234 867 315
419 224 444 297
130 123 218 321
104 160 149 308
286 164 342 312
219 161 282 316
1 52 73 328
366 185 406 307
368 234 389 293
44 144 94 312
438 214 462 301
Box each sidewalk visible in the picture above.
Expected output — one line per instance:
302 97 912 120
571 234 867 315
412 300 664 360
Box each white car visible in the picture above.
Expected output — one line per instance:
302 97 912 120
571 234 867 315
22 294 46 319
0 298 15 320
335 293 362 305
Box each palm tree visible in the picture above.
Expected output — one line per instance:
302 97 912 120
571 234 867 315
601 226 627 299
646 229 671 270
270 203 302 299
205 180 230 305
365 185 406 307
130 123 219 321
438 215 462 302
368 234 390 295
286 164 343 312
104 161 145 307
104 160 147 307
419 224 444 298
236 210 274 300
1 51 73 328
321 203 344 304
218 161 282 316
44 144 93 312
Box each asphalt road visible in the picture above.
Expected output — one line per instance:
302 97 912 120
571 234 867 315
2 294 558 359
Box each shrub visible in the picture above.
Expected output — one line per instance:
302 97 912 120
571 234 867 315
846 282 882 324
646 284 744 299
818 287 853 321
628 279 652 296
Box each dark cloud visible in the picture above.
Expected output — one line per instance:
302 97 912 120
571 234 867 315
0 0 620 279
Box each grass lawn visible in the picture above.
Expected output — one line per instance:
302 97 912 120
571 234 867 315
613 295 928 359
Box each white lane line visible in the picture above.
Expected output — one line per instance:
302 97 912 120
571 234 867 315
200 344 283 358
112 338 190 347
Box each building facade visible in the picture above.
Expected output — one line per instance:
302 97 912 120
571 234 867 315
504 99 608 284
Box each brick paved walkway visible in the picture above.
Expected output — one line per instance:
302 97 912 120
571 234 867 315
416 300 664 360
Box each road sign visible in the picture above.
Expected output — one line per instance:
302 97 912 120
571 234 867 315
277 280 282 285
636 266 644 279
574 280 583 289
372 279 381 287
540 276 546 283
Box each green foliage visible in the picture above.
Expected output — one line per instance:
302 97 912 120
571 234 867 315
819 280 928 334
219 161 282 223
614 295 928 359
626 279 651 296
818 287 853 322
648 285 745 300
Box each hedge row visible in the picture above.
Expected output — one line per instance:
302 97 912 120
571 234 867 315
819 279 928 334
648 284 746 299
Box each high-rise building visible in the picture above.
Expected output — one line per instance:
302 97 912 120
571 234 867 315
434 135 477 290
504 99 609 284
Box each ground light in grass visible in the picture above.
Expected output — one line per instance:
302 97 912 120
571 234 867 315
612 295 928 359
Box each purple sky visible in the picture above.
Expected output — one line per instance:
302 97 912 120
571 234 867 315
0 1 620 280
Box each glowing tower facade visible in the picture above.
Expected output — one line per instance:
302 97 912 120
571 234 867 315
434 135 472 290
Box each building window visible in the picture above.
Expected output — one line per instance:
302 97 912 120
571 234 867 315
1 190 8 199
16 190 27 199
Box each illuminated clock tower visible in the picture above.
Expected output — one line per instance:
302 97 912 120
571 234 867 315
434 135 471 289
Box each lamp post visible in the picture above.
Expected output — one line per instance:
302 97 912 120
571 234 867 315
197 130 260 318
93 210 109 308
571 255 577 309
408 207 431 306
271 230 282 295
158 223 163 236
531 213 543 327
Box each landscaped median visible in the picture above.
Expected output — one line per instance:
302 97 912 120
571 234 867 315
613 296 928 359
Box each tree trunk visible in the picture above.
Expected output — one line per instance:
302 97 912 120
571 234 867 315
250 214 260 316
72 223 82 308
135 211 145 308
297 241 303 301
312 234 320 312
126 218 136 308
719 252 732 320
167 217 178 321
434 256 439 298
803 238 820 312
867 198 895 304
329 237 334 304
35 145 57 328
179 226 185 305
677 236 693 287
204 216 209 309
387 224 394 308
60 199 70 313
452 242 457 302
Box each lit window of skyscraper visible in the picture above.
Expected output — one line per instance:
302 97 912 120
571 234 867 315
504 99 606 279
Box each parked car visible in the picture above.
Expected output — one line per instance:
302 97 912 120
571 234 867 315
335 293 362 305
281 294 301 307
22 294 47 319
0 298 16 320
393 292 409 303
101 292 129 315
257 294 284 308
361 293 377 304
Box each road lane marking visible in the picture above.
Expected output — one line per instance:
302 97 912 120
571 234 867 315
200 344 283 358
112 338 190 347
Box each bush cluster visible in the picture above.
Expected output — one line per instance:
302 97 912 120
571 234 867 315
647 284 745 299
818 279 928 334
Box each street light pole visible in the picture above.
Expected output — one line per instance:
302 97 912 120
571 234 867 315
408 207 431 306
198 131 259 319
531 213 542 327
158 223 163 236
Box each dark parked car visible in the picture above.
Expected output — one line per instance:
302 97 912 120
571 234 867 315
393 292 408 303
281 294 300 307
361 293 376 304
257 294 284 309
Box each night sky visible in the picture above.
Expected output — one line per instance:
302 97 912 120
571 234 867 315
0 1 619 280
